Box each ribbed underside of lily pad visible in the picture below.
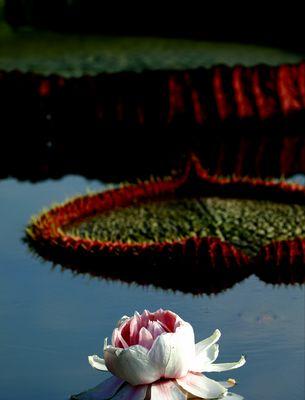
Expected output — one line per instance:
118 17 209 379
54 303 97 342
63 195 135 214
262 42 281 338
64 196 305 256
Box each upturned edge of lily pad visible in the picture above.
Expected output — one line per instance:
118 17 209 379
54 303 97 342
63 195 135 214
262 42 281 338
25 155 305 286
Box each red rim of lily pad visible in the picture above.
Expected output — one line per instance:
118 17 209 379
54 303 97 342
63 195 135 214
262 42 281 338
26 155 305 284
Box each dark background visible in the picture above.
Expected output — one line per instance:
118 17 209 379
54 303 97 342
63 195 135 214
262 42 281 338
4 1 305 52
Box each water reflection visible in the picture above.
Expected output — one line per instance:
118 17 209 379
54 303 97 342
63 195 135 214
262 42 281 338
26 239 250 295
1 117 305 184
3 131 305 184
256 263 305 286
25 235 304 296
70 380 244 400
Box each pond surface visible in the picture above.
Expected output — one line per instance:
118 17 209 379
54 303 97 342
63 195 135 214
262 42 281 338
0 176 304 400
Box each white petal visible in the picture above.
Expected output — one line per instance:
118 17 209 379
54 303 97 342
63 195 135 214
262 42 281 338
203 356 246 372
218 379 237 389
151 380 187 399
117 315 130 327
224 392 244 400
191 344 219 372
104 345 161 385
176 373 227 399
71 376 124 399
111 383 148 400
195 330 221 356
149 322 195 379
88 355 108 371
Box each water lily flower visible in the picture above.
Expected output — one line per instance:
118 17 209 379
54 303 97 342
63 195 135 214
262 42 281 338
72 309 245 399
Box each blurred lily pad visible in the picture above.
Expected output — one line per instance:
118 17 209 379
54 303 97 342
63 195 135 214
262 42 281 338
0 2 303 77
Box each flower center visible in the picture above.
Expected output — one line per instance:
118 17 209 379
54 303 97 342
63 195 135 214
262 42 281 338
113 310 178 349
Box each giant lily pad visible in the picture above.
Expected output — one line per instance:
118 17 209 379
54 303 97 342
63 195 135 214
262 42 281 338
26 157 305 289
64 196 305 257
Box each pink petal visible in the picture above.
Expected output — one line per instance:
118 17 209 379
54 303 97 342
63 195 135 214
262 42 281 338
150 380 187 399
147 320 154 335
129 312 141 345
115 328 129 349
141 310 151 327
121 321 132 347
154 309 178 332
112 328 121 348
147 320 165 338
71 376 124 399
156 319 171 333
138 327 154 350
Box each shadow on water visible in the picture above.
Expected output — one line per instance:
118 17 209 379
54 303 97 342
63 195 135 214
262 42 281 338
1 114 305 184
24 233 305 297
25 238 250 296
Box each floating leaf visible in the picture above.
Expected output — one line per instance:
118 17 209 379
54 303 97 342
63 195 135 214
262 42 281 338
63 196 305 257
26 158 305 290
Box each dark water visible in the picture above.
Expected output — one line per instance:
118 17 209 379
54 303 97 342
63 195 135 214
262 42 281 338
0 176 304 400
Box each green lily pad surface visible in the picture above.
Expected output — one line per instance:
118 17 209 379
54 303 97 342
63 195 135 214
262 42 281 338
0 1 303 77
64 196 305 256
